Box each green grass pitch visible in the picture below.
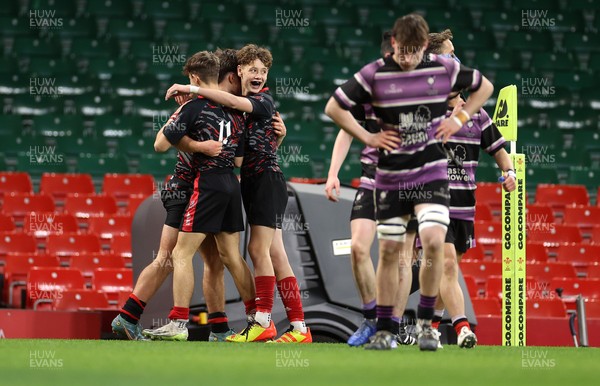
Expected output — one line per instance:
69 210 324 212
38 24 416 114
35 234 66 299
0 340 598 386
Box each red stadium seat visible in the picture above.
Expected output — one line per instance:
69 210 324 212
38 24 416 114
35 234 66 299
46 233 102 265
53 289 110 311
70 253 126 278
122 194 149 216
26 267 86 309
92 268 133 303
463 274 479 298
585 299 600 318
487 241 502 260
0 232 37 256
1 254 59 307
117 289 130 307
0 214 15 232
588 264 600 279
527 224 582 246
22 212 79 241
563 206 600 239
535 184 589 211
102 173 155 199
555 244 600 268
459 261 501 287
527 262 578 286
471 297 501 316
88 215 132 240
550 278 600 300
563 205 600 227
474 220 501 245
527 242 548 262
110 234 131 259
39 173 95 204
526 204 555 225
591 226 600 241
64 194 118 225
530 223 582 246
527 298 567 317
462 243 486 261
474 203 493 222
0 172 33 199
475 183 502 214
2 193 55 223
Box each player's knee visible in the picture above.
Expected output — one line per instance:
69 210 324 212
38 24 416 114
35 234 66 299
422 236 445 257
350 239 370 262
377 217 408 243
248 241 269 260
417 204 450 233
379 239 402 262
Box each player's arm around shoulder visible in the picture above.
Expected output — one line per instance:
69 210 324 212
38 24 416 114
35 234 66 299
166 84 254 113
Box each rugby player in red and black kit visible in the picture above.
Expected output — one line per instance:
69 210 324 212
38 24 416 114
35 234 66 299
111 49 248 341
166 44 311 343
142 51 255 341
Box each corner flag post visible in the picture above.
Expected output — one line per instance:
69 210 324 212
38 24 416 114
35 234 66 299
494 85 526 347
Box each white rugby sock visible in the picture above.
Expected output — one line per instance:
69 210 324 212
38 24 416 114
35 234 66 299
291 321 307 333
254 311 271 328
